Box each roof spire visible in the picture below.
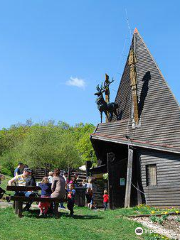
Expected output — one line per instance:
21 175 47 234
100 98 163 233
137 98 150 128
134 28 138 34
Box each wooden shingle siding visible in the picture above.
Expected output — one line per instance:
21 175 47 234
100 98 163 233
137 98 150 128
139 149 180 206
131 32 180 149
114 61 132 120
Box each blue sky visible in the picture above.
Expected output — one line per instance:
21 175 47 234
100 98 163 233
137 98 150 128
0 1 179 128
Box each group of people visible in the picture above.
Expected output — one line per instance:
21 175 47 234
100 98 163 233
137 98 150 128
84 181 109 211
1 162 109 214
8 163 76 216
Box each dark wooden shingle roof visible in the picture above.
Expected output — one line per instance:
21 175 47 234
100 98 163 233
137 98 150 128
91 29 180 154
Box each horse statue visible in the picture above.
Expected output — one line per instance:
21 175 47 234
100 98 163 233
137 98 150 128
94 84 118 123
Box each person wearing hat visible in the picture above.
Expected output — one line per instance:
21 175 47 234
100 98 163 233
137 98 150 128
8 168 31 187
8 168 33 194
8 168 36 210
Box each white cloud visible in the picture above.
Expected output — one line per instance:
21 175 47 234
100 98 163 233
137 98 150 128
66 77 86 89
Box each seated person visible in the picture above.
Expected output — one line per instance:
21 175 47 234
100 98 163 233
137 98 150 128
51 169 66 212
8 168 30 188
51 169 66 199
26 171 36 187
38 177 52 217
8 168 36 210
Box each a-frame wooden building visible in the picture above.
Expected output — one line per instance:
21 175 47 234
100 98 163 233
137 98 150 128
90 28 180 208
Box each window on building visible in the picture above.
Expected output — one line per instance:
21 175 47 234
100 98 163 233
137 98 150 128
146 164 157 186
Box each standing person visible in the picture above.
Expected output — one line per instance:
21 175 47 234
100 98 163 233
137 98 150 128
48 172 53 184
59 171 68 209
38 177 52 217
14 162 24 177
103 190 109 211
86 178 92 189
82 179 87 187
62 172 67 183
67 184 76 216
86 188 93 208
73 174 78 187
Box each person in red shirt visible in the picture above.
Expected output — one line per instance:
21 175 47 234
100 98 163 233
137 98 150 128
103 190 109 210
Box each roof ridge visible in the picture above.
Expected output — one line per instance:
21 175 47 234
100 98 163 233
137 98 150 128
135 31 180 110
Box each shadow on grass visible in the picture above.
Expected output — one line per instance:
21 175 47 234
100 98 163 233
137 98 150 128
23 209 103 220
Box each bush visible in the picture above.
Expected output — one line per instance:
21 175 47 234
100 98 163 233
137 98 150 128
0 165 13 176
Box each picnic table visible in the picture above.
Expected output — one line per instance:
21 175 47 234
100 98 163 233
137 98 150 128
7 186 65 218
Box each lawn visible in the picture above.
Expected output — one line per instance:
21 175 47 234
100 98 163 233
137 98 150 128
0 175 12 195
0 176 169 240
0 205 169 240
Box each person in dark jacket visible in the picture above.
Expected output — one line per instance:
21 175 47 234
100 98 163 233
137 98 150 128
23 169 36 211
26 171 36 186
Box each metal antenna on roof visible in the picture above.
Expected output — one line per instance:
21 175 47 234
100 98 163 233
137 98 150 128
114 9 132 80
111 10 133 105
125 8 132 40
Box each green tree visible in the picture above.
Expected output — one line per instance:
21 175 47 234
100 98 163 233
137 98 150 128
0 120 96 173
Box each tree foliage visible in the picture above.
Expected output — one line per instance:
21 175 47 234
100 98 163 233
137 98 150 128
0 120 96 175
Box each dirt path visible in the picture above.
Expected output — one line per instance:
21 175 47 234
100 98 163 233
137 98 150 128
131 216 180 240
0 200 12 208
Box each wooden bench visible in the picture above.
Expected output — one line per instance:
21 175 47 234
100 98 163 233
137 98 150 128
7 186 66 218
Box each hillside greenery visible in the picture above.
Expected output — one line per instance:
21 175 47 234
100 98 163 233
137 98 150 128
0 120 96 175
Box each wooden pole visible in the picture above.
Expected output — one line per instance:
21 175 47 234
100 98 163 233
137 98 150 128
107 153 111 209
105 74 109 123
105 74 110 103
107 152 115 209
128 48 139 125
124 146 133 208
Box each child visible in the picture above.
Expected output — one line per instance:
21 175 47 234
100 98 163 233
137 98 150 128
67 184 76 216
48 171 53 184
82 179 86 187
103 190 109 210
86 187 93 208
38 177 52 216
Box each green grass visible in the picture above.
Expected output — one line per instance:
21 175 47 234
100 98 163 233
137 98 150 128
0 175 12 195
0 176 169 240
0 206 169 240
